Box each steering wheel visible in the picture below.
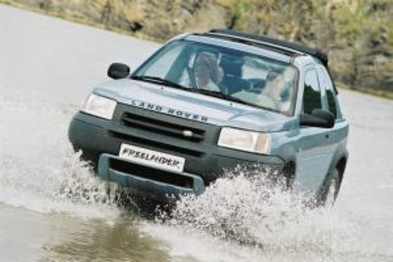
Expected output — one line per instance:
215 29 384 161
247 79 265 93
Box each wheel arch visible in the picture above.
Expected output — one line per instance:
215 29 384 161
335 156 347 183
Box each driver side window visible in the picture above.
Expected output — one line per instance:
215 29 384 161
303 69 322 114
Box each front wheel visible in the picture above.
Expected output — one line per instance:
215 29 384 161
317 168 342 207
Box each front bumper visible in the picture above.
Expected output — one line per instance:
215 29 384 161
99 154 205 200
69 108 285 199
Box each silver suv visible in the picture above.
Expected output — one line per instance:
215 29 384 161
68 29 349 206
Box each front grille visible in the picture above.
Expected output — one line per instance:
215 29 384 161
109 158 194 189
110 104 220 164
109 131 205 157
121 112 206 142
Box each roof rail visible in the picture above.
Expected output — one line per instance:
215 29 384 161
208 29 328 67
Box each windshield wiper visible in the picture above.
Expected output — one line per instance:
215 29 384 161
131 76 247 105
132 75 278 112
192 89 281 113
131 75 189 90
191 89 258 108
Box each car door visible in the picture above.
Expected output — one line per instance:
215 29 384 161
317 65 348 164
295 67 336 195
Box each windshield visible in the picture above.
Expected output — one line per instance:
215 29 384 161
133 39 298 115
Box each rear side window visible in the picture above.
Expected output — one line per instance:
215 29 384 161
303 69 322 114
318 67 337 118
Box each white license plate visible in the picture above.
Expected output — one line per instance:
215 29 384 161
119 144 185 173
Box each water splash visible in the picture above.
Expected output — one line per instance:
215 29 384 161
0 91 118 218
152 167 366 261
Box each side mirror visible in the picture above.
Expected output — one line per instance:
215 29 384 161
300 109 335 128
107 63 130 79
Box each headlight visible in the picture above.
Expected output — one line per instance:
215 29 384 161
81 94 117 120
218 127 271 154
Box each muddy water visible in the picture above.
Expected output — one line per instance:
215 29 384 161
0 4 393 262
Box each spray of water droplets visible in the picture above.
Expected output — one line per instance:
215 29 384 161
0 91 120 218
153 167 365 261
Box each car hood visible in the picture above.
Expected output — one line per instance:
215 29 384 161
94 79 296 132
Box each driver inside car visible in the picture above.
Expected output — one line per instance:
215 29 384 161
193 52 223 92
259 67 296 112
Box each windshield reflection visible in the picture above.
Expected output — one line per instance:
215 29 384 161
133 39 298 115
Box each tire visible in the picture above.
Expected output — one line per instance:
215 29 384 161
317 168 342 207
282 162 296 189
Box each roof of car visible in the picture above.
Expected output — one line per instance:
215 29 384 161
199 29 329 67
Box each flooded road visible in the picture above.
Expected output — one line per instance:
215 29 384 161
1 4 393 262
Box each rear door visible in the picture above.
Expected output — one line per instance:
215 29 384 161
295 67 336 194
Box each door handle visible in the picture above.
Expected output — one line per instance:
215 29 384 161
325 134 330 139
